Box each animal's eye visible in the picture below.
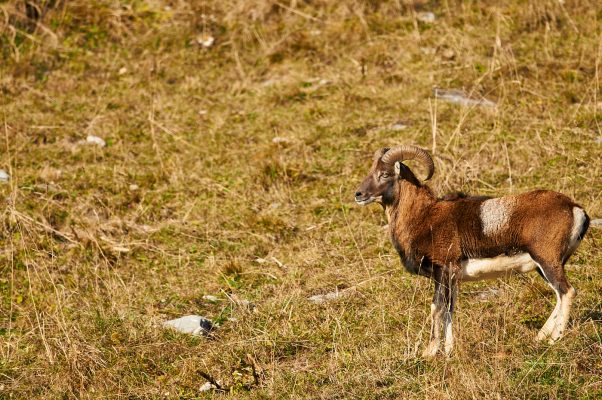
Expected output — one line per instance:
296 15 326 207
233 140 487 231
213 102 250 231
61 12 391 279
381 172 390 179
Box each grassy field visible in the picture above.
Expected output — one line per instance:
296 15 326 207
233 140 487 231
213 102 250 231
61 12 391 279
1 0 601 398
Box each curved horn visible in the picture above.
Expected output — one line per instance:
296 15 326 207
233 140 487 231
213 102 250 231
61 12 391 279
373 147 389 162
381 145 435 181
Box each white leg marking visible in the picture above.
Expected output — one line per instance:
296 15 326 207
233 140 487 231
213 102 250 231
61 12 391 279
535 263 562 342
549 287 576 343
444 285 457 356
423 303 442 358
444 320 453 355
537 284 561 341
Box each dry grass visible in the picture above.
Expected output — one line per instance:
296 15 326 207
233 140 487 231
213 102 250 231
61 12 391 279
1 0 601 398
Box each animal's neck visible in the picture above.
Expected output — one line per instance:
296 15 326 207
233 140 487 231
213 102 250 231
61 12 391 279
385 181 435 231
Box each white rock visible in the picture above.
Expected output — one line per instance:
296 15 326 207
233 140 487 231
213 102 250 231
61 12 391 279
111 246 130 253
272 136 293 145
236 299 254 309
477 288 500 302
164 315 213 336
0 170 9 183
434 88 496 108
196 34 215 48
390 121 408 131
261 78 280 87
202 295 220 302
199 382 215 392
417 12 436 23
129 184 139 191
86 135 106 147
118 67 128 75
308 291 343 303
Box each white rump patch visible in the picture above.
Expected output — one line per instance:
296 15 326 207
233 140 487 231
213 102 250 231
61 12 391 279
460 253 537 281
480 197 516 236
567 207 586 256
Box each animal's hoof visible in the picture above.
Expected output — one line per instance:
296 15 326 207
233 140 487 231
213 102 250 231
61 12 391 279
422 344 439 358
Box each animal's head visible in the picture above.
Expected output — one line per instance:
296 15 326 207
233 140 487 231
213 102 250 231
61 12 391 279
355 145 434 206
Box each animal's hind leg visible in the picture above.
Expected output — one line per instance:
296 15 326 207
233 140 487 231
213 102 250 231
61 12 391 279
535 266 561 341
550 281 576 343
532 258 576 343
536 284 561 341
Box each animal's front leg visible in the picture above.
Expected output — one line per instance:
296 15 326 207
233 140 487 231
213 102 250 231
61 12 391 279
423 279 445 358
443 278 458 356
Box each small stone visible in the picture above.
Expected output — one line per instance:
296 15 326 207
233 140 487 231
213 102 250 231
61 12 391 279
196 34 215 48
164 315 214 336
308 291 343 303
86 135 106 147
272 136 293 145
434 88 496 108
129 184 139 191
202 294 220 303
417 12 436 23
390 121 408 131
0 170 9 183
237 299 254 309
137 224 158 234
477 288 500 302
30 183 60 193
199 382 215 392
230 294 255 310
441 48 455 60
118 67 128 75
261 78 280 87
111 246 130 253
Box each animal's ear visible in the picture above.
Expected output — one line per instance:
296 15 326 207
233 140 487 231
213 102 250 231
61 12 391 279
394 161 402 177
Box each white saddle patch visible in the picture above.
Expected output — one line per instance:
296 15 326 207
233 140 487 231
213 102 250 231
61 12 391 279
480 197 516 236
460 253 537 281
